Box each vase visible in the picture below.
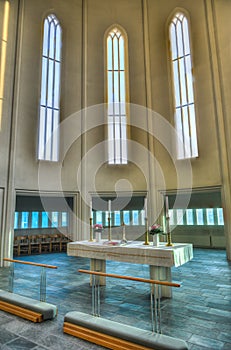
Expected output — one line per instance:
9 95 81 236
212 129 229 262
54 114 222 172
95 230 102 242
152 234 159 247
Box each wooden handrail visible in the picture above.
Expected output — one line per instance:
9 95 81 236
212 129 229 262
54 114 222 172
78 269 180 288
3 258 57 269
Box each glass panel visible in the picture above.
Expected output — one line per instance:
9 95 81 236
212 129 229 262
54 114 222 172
176 209 184 225
114 72 119 111
119 36 124 70
51 211 59 227
123 211 130 225
186 209 193 225
107 71 113 106
41 57 48 105
176 20 183 57
169 209 174 225
217 208 224 225
43 19 48 56
61 212 68 227
21 212 29 229
175 109 184 159
206 208 214 225
179 58 187 105
31 212 39 228
45 108 52 160
14 212 19 229
54 61 61 108
185 55 193 103
38 106 46 159
170 24 177 60
52 110 59 161
96 211 103 225
182 106 190 158
120 71 125 108
55 25 62 61
113 36 119 70
173 61 180 107
189 105 198 157
42 212 49 227
114 211 121 226
49 21 55 59
132 210 139 225
196 209 204 225
47 59 54 107
107 36 112 70
182 17 190 55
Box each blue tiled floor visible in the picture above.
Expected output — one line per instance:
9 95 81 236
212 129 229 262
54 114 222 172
0 248 230 349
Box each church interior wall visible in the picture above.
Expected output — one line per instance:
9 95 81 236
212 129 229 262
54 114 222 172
0 0 230 261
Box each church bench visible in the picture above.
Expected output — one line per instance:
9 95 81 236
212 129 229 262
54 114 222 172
0 289 57 322
63 311 188 350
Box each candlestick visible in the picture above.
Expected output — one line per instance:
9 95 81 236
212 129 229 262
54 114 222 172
108 216 111 241
165 195 169 217
143 217 149 245
89 217 93 242
144 197 147 218
90 199 92 218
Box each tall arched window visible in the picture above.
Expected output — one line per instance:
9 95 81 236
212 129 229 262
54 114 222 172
38 14 62 161
169 12 198 159
106 26 129 165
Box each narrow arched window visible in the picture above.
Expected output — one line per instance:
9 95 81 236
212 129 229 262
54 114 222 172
106 27 129 165
38 14 62 161
169 12 198 159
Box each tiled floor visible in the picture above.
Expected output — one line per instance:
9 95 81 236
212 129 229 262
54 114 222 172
0 248 230 350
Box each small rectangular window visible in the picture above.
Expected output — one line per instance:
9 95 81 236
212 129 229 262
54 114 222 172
21 212 29 229
31 212 39 228
217 208 224 225
206 208 214 225
14 212 19 229
61 212 68 227
196 209 204 225
42 212 49 228
51 211 59 227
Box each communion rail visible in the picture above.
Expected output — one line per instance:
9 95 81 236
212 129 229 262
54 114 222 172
0 258 58 322
63 269 186 350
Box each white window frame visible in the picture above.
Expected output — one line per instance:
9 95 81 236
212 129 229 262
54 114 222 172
38 14 62 162
169 11 198 159
105 25 130 165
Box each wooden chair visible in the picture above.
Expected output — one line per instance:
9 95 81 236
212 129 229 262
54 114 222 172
50 234 61 252
18 236 30 256
29 235 40 255
13 236 20 256
38 235 51 254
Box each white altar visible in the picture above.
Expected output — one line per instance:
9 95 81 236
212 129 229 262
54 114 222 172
67 240 193 297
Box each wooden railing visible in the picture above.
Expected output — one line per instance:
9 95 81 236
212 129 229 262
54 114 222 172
78 269 181 333
3 258 58 302
3 258 57 269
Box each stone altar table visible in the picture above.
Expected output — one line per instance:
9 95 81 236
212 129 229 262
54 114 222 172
67 240 193 298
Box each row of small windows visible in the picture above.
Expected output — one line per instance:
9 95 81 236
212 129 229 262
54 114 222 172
169 208 224 226
38 10 198 164
14 208 223 230
14 211 68 230
92 208 224 227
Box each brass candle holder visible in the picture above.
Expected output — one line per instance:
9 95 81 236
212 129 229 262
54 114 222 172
165 216 173 246
89 217 94 242
108 216 111 241
143 217 150 245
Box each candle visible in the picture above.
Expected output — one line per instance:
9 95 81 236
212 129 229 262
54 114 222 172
108 200 111 213
165 195 169 217
144 197 147 218
90 199 92 218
